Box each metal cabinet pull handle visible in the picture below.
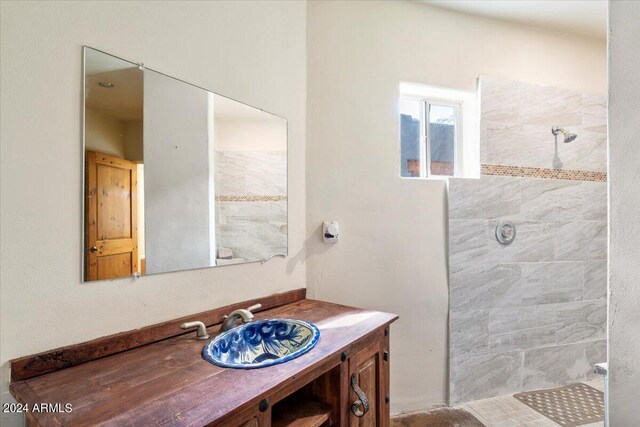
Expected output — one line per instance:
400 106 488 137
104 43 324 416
89 246 99 253
350 373 370 417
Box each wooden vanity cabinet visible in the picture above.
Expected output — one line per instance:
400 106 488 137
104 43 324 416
10 293 397 427
234 330 391 427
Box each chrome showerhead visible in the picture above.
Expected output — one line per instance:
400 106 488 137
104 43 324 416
552 127 577 143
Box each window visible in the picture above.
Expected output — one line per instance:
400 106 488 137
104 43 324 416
400 82 479 179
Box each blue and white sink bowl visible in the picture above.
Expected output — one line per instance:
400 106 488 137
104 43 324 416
202 318 320 369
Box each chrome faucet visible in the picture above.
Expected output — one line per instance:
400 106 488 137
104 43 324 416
220 303 262 332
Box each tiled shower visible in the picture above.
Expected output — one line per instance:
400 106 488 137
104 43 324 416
448 77 607 404
215 151 287 262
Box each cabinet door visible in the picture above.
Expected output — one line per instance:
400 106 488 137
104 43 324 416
348 335 389 427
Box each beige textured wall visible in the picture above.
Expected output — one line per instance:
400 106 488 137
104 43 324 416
0 2 306 426
306 1 606 414
608 1 640 425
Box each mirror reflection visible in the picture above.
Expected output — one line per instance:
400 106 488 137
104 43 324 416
83 47 287 282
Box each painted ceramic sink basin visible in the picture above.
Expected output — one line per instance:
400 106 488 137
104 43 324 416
202 318 320 369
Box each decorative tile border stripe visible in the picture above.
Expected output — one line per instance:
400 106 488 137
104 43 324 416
216 195 287 202
481 164 607 182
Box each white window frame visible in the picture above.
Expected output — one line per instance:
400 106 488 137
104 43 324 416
400 82 479 179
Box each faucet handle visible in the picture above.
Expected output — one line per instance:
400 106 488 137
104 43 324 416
246 303 262 313
180 321 210 340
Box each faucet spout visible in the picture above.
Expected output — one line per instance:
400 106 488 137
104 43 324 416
220 303 262 332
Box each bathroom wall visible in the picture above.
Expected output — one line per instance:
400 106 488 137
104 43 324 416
448 77 607 404
0 2 306 426
306 1 606 414
144 71 213 273
85 109 143 162
215 118 287 151
85 106 126 157
609 2 640 425
124 121 143 162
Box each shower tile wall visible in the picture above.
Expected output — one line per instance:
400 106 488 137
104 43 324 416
215 151 287 260
448 77 607 404
480 78 607 172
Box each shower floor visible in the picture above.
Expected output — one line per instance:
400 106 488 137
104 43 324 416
391 378 605 427
462 378 605 427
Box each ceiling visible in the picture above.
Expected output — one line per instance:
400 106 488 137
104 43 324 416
423 0 607 40
85 48 143 121
86 67 143 121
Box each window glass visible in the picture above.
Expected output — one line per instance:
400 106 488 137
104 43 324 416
428 104 456 176
400 98 421 177
400 82 478 179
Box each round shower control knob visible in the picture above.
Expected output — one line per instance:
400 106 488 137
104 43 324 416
502 225 514 239
496 221 516 245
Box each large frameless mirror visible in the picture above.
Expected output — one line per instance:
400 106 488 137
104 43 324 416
83 47 287 282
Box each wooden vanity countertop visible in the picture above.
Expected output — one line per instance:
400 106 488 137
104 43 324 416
10 299 398 426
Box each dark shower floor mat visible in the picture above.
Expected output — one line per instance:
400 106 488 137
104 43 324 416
514 383 604 426
391 407 485 427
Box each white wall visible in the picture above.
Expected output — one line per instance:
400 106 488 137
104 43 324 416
144 71 212 274
0 2 306 426
85 106 126 157
215 118 287 152
85 110 142 162
608 2 640 425
306 1 606 414
124 120 143 161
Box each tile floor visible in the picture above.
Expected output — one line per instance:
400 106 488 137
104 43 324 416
461 378 605 427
